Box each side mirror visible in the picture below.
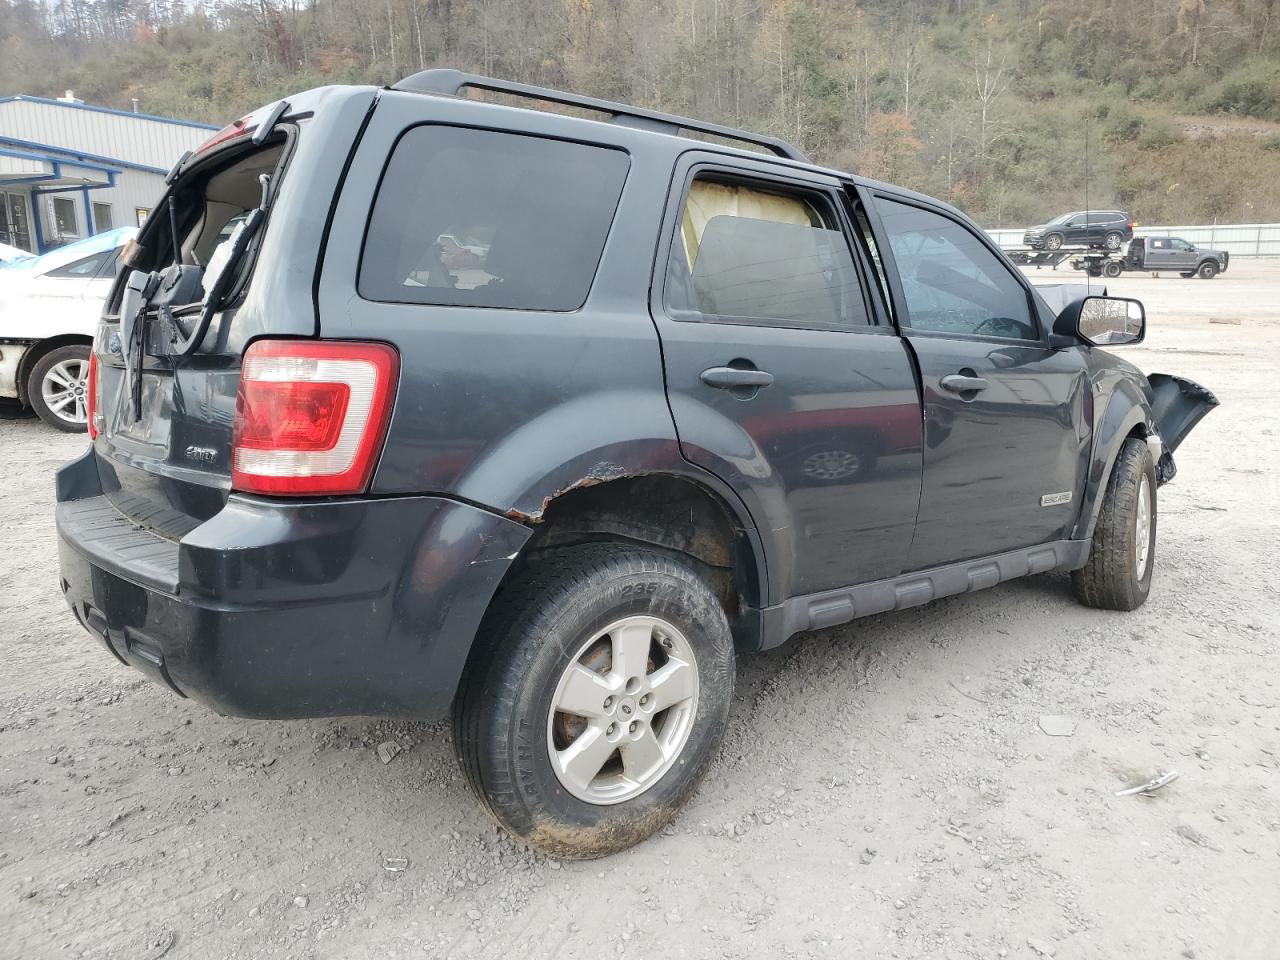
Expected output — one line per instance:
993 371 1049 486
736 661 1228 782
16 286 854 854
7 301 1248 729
1053 295 1146 347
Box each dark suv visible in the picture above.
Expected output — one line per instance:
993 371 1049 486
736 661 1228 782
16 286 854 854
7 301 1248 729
54 71 1217 858
1024 210 1134 251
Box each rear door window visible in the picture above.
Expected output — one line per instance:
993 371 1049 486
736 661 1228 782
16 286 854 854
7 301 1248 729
664 178 869 330
359 127 629 312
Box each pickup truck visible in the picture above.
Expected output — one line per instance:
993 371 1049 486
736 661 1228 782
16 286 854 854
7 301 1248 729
55 71 1219 858
1128 236 1229 278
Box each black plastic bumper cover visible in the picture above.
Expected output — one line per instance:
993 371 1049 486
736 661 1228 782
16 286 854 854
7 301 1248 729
56 448 531 720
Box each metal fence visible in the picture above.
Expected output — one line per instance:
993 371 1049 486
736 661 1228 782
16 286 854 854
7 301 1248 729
986 222 1280 257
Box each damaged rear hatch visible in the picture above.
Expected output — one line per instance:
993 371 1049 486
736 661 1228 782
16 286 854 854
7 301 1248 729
89 89 375 543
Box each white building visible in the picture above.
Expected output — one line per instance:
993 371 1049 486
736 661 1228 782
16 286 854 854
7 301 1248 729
0 93 217 254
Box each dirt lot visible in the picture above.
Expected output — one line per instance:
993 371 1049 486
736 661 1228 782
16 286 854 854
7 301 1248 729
2 261 1278 960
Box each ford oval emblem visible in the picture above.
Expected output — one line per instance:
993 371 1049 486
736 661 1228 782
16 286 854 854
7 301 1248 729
108 332 123 355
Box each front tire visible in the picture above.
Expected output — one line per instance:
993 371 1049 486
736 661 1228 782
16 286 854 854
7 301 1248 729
453 543 734 858
1198 260 1218 279
1103 260 1123 278
1073 438 1156 611
28 344 91 433
1044 233 1064 251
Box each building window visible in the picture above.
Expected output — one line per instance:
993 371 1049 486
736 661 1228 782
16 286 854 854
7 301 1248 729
92 202 113 232
51 196 79 241
135 207 151 227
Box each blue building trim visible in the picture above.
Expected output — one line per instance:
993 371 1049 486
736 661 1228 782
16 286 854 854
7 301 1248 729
8 150 120 252
0 146 123 179
0 136 166 175
0 95 218 131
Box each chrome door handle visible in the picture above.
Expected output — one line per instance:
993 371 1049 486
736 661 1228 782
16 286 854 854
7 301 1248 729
700 367 775 390
939 374 989 394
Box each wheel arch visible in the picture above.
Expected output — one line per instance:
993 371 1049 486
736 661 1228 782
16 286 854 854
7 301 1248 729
496 471 770 652
1073 381 1154 543
15 334 92 406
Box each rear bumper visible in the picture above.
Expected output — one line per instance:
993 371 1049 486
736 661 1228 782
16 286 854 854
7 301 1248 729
55 448 531 719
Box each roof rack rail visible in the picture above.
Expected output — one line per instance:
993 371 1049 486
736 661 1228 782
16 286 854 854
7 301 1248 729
392 68 809 164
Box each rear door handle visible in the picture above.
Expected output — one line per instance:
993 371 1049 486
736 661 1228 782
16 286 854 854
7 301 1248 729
939 374 989 394
700 366 775 390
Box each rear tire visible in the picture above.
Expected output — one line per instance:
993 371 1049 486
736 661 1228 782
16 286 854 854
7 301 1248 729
1103 260 1123 278
1104 231 1123 250
1198 260 1218 279
1073 438 1156 611
1180 272 1195 279
453 543 734 858
28 344 91 433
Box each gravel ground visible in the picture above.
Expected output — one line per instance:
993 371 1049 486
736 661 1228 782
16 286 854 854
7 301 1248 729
2 261 1277 960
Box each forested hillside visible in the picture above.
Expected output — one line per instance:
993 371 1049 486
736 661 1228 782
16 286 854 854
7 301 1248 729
2 0 1278 225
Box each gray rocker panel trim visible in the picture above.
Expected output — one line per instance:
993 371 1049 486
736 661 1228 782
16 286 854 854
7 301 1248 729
758 539 1090 650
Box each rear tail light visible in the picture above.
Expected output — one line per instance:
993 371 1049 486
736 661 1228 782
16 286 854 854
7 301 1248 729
86 353 100 439
231 340 399 496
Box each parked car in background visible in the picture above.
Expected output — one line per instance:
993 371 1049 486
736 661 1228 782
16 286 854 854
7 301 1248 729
1024 211 1134 251
56 72 1217 859
1129 236 1228 279
0 241 32 265
0 227 135 431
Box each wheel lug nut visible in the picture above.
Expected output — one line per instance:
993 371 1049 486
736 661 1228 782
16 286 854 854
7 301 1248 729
603 696 614 709
629 721 638 734
607 723 617 736
640 694 650 706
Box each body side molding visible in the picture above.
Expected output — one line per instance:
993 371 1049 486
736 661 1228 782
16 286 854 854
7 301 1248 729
755 539 1090 650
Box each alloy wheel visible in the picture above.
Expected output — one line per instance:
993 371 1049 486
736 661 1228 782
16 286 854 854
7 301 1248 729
41 358 89 427
1134 474 1152 580
546 615 699 805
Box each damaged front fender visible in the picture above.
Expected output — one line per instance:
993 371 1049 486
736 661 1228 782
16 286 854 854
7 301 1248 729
1147 373 1219 483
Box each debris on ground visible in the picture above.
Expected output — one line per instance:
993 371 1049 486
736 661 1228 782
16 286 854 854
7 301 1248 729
1175 824 1220 850
1038 715 1076 737
1115 770 1179 797
1027 937 1058 957
383 856 409 872
376 741 402 764
138 929 176 960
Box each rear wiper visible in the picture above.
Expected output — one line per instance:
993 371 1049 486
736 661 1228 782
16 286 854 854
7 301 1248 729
170 173 270 357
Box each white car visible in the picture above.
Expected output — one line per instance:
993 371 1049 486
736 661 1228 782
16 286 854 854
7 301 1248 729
0 241 32 265
0 228 136 431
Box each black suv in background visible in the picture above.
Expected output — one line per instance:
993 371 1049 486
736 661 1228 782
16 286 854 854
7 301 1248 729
1024 210 1134 250
55 71 1217 858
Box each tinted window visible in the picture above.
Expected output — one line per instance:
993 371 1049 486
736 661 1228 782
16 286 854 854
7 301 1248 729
360 126 629 311
46 249 112 278
876 199 1037 341
665 178 868 330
